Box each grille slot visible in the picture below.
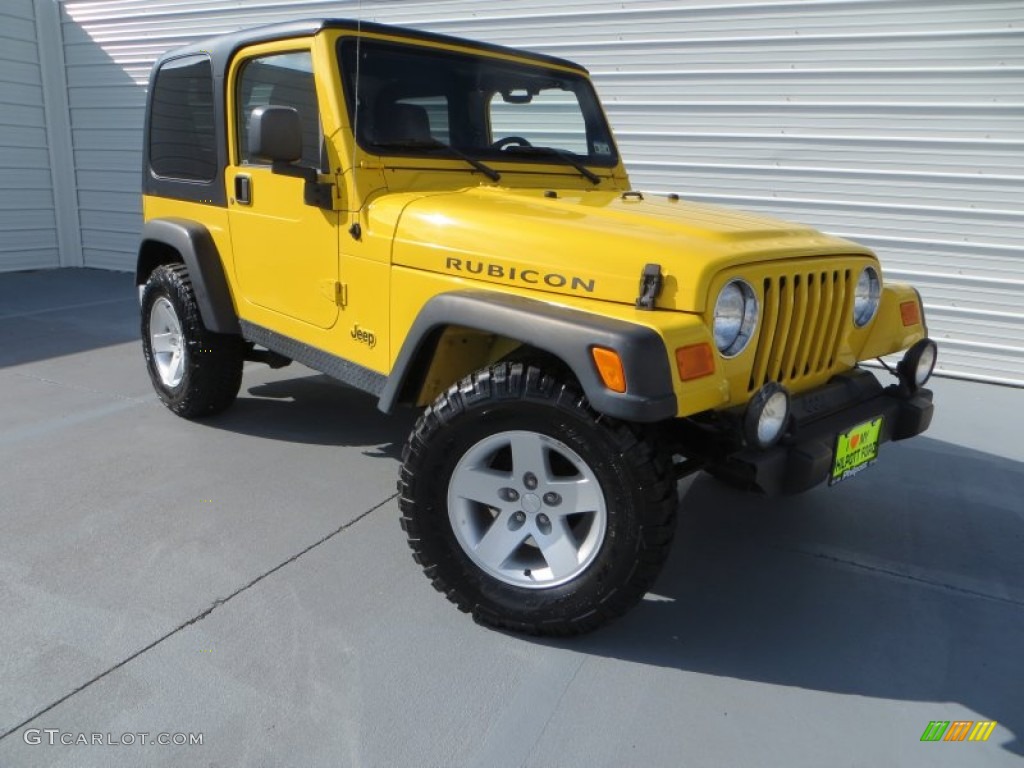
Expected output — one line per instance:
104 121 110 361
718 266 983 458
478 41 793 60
748 268 853 392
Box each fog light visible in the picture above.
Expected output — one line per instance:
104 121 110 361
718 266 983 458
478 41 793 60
898 338 937 390
744 382 790 449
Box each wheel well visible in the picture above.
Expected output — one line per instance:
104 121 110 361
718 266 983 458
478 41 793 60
136 240 184 286
498 345 576 382
398 327 579 407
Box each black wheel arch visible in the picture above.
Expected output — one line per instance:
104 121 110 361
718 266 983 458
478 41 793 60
379 291 678 422
136 218 240 335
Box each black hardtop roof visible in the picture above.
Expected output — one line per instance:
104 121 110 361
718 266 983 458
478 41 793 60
155 18 588 75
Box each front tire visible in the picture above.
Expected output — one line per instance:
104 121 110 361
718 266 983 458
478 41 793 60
399 363 678 636
141 264 243 419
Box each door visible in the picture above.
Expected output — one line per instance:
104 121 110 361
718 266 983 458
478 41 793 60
226 47 339 330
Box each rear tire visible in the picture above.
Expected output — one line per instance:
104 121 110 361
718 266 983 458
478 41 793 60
398 362 678 636
141 264 243 419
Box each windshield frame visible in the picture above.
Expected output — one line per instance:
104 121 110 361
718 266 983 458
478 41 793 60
337 36 620 170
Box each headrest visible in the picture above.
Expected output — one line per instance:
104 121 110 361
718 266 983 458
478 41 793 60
373 103 432 144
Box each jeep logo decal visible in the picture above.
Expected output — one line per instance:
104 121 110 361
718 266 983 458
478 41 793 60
445 257 595 293
351 325 376 348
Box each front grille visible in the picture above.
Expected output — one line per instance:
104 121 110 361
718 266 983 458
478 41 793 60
748 268 855 392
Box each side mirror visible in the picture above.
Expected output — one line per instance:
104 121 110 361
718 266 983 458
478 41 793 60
247 105 333 210
248 105 302 163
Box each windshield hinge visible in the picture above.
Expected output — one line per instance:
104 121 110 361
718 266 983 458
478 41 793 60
272 161 335 210
636 263 664 310
304 180 334 209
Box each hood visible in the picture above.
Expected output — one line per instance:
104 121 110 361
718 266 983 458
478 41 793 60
390 187 874 312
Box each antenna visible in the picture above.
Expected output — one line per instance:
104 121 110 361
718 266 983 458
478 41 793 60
349 0 363 238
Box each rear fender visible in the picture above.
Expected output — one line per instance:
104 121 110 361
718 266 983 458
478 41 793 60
136 218 239 334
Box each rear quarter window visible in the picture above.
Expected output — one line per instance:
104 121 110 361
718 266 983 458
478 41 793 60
148 55 217 181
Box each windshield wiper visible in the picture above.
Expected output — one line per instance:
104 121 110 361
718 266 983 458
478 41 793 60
503 146 601 185
373 139 501 182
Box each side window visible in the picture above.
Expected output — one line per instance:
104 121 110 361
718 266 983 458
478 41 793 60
489 88 590 156
149 55 216 181
237 51 323 169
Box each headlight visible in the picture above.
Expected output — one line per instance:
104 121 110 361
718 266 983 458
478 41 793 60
853 266 881 327
713 279 758 357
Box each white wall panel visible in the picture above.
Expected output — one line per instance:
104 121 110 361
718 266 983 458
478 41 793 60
59 0 1024 385
0 0 59 272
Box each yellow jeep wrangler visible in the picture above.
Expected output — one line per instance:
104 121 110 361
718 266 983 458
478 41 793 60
137 19 937 635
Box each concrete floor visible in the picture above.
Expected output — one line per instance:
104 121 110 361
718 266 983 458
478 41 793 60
0 268 1021 767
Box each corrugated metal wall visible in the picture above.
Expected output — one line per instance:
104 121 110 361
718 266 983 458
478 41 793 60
57 0 1024 385
0 0 59 272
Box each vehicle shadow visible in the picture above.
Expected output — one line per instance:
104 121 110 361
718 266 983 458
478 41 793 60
546 437 1024 756
0 270 138 369
204 372 418 458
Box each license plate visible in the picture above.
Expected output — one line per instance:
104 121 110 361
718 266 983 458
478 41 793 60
830 417 883 486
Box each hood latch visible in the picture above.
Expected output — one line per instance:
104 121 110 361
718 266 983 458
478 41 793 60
636 263 664 310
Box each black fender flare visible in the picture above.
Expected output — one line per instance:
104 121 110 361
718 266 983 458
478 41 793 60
136 218 240 334
379 291 678 422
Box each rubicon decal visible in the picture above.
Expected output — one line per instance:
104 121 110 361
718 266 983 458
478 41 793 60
445 257 595 293
920 720 997 742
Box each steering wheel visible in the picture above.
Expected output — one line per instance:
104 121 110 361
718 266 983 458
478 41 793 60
491 136 533 150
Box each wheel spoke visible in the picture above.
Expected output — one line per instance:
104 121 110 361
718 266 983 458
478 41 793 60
547 476 602 514
537 519 580 581
509 432 548 481
151 331 175 354
152 301 177 331
474 510 528 568
150 301 168 328
454 467 509 506
170 350 184 382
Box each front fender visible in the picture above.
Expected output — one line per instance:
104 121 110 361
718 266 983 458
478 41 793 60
860 282 927 360
379 291 678 422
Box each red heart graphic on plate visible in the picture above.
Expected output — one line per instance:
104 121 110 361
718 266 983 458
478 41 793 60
850 434 861 449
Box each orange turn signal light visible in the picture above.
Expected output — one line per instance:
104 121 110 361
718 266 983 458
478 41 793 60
676 343 716 381
591 347 626 393
900 300 921 327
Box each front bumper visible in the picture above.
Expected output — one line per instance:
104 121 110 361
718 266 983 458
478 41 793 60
711 369 933 495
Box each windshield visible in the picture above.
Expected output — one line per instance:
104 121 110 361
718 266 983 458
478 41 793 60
338 38 618 168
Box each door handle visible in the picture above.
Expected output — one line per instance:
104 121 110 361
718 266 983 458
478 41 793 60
234 174 252 205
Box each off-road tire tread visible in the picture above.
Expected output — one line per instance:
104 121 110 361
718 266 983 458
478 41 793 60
142 263 243 419
398 362 678 636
